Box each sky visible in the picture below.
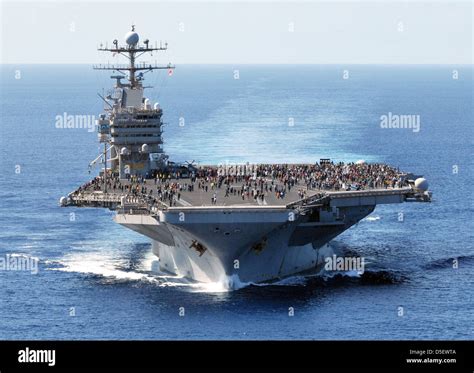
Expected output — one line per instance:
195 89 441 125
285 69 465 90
0 0 472 64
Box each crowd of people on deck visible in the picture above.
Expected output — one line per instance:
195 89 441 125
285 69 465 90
249 162 405 191
73 161 406 207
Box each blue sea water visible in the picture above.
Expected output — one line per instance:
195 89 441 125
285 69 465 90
0 65 472 340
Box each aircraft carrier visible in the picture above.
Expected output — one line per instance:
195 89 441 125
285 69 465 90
61 27 432 289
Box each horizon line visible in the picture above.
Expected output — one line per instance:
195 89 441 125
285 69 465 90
1 62 473 66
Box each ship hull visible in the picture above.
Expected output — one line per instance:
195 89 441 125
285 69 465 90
114 204 375 288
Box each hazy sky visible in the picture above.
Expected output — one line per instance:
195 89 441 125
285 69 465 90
0 0 472 64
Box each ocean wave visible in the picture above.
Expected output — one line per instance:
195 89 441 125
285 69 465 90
422 254 474 270
254 275 309 287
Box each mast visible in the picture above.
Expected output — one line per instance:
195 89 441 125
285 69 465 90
93 25 174 89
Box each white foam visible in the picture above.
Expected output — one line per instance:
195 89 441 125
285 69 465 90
47 248 250 292
190 274 252 293
365 216 381 221
50 254 159 282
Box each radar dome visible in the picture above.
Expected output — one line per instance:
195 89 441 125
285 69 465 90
141 144 150 153
144 98 151 110
125 31 139 46
59 196 68 206
120 147 130 155
414 178 429 191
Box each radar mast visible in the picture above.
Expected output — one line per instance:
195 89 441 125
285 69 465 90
93 25 174 89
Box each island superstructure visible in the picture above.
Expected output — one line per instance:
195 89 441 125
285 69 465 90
92 25 172 180
61 27 432 289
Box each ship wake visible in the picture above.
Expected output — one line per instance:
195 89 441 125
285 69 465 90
46 246 249 293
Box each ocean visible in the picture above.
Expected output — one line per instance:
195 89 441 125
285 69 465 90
0 64 472 340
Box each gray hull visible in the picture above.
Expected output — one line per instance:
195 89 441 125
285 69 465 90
114 204 375 288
